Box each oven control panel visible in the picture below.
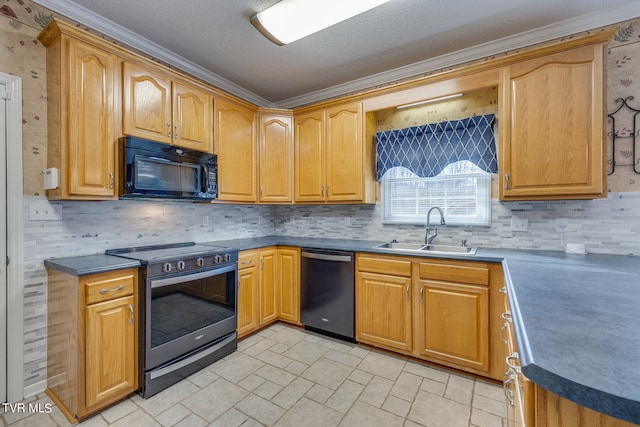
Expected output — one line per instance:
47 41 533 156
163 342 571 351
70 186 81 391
147 251 238 278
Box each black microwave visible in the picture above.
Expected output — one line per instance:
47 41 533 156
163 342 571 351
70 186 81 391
119 137 217 200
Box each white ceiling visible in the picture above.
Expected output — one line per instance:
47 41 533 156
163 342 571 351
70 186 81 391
35 0 640 108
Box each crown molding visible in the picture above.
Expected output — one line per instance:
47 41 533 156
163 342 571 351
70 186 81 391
31 0 274 107
32 0 640 109
275 1 640 109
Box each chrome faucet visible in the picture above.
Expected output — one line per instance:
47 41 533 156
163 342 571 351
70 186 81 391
425 207 446 245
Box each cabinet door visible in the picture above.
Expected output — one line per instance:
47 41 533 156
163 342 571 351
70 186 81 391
122 62 172 144
259 248 278 325
415 280 489 372
67 39 117 198
173 82 212 152
214 98 257 201
276 247 300 324
85 295 136 409
294 110 326 202
259 114 293 202
237 264 259 338
325 102 364 202
499 44 606 200
356 271 412 352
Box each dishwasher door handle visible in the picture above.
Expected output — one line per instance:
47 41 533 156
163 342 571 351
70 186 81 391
301 251 352 262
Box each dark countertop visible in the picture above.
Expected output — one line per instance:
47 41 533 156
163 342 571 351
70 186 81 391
43 235 640 423
44 254 141 276
205 236 640 424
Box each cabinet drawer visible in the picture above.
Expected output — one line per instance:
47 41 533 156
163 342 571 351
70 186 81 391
419 261 489 285
357 255 412 277
238 250 259 270
84 269 135 305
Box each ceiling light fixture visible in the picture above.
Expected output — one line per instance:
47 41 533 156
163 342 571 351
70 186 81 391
251 0 391 46
396 93 464 110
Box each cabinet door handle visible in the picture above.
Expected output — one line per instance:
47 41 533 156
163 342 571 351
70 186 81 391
503 371 515 406
420 287 424 303
108 171 115 189
100 284 124 294
167 122 172 137
499 286 507 295
405 285 410 301
260 258 264 270
128 304 134 324
240 260 253 265
501 311 512 323
504 173 510 190
325 185 330 197
506 352 521 373
260 186 263 198
500 322 509 345
174 125 178 139
321 185 325 197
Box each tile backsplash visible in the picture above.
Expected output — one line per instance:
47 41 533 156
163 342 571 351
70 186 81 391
20 191 640 393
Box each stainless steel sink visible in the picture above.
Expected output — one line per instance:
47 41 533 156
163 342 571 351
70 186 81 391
374 242 477 255
422 245 477 255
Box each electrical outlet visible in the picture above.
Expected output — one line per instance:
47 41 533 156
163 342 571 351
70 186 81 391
29 201 62 221
555 218 568 232
511 216 528 232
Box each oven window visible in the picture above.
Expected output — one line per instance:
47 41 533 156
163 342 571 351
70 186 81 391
150 270 236 348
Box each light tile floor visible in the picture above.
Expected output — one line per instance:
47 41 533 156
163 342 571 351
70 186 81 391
2 323 508 427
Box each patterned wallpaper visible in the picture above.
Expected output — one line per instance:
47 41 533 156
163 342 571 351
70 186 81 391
2 0 640 396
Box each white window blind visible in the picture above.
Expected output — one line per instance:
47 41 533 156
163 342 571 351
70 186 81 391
382 161 491 226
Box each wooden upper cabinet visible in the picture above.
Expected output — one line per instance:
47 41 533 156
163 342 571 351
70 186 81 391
499 42 607 200
172 81 212 151
123 62 212 152
325 103 364 202
294 109 326 202
39 23 119 201
66 40 118 199
122 62 172 144
214 97 258 201
294 101 374 203
259 112 294 203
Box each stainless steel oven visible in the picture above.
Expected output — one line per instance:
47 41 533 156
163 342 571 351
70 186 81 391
107 242 238 397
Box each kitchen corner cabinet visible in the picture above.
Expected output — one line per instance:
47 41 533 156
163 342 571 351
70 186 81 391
39 23 119 200
294 102 375 203
123 61 212 152
237 247 301 338
46 268 138 422
499 41 608 200
258 111 294 203
214 97 258 202
356 255 413 352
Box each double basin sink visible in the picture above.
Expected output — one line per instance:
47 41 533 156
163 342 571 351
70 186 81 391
374 242 477 255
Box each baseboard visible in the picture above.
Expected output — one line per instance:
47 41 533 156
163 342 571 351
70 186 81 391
23 380 46 399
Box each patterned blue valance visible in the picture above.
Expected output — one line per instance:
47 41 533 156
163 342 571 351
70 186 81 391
376 114 497 179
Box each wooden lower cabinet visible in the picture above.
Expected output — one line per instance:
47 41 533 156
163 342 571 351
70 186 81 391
259 248 278 325
237 247 300 338
356 254 506 381
276 247 300 324
46 268 138 422
237 250 260 338
356 270 413 352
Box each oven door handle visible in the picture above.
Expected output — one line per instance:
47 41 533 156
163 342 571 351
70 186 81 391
149 332 237 380
150 264 237 289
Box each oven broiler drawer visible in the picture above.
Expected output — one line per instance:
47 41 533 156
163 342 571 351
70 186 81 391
84 270 135 304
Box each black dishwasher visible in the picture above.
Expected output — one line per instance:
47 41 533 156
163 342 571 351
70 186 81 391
300 248 355 340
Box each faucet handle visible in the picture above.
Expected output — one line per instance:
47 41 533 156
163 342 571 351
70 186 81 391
461 239 468 247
